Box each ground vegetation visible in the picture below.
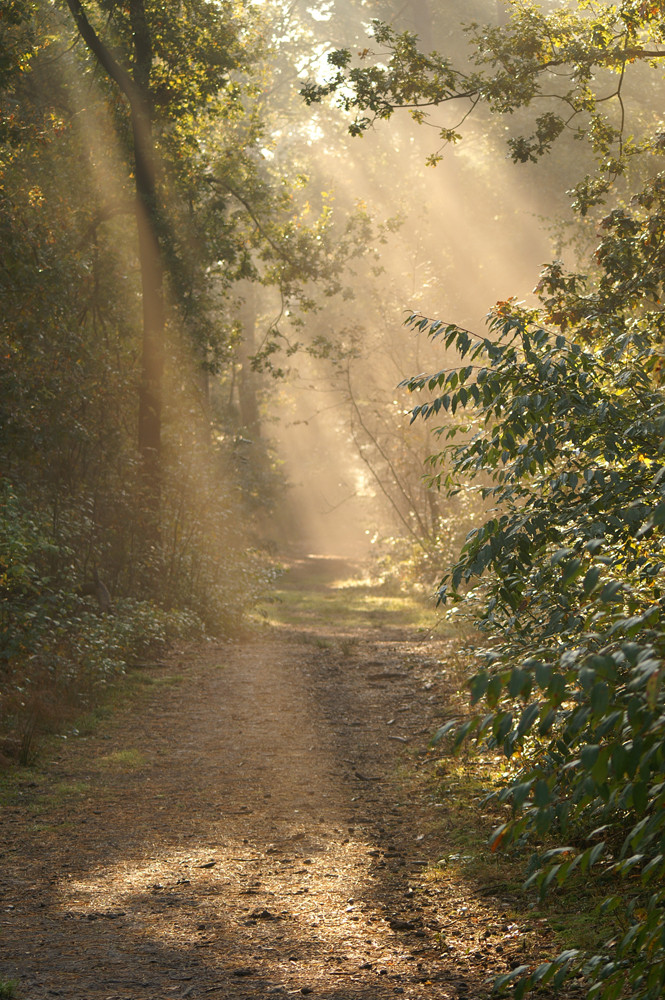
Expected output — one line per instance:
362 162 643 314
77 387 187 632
5 1 661 997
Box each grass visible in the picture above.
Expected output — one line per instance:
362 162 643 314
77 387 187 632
0 765 46 808
30 820 75 834
131 672 185 687
262 574 445 633
94 748 147 771
0 769 93 834
0 980 18 999
50 779 90 800
42 669 185 749
1 651 186 769
73 705 114 737
253 553 451 634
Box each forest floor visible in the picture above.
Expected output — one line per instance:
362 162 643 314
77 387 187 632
0 556 561 1000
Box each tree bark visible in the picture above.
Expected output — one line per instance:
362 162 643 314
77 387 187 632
128 0 164 490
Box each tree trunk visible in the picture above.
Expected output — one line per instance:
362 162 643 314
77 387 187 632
237 283 261 438
129 0 164 493
64 0 165 502
135 165 164 490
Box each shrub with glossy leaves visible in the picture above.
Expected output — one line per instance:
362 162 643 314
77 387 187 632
407 302 665 1000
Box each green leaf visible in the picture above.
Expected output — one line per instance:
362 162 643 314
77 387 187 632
538 708 556 735
453 718 480 749
581 744 600 769
534 661 553 689
430 719 458 746
469 671 488 704
517 702 540 737
494 966 529 992
561 557 582 586
512 780 533 810
508 667 527 697
551 547 573 565
649 502 665 526
486 674 503 707
583 565 602 594
533 779 550 807
590 681 610 716
600 580 623 602
494 711 513 743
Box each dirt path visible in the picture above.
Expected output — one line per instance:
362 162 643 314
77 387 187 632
0 559 511 1000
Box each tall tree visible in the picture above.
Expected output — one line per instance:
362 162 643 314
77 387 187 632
62 0 250 498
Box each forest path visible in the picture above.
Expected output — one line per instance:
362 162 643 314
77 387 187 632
1 557 502 1000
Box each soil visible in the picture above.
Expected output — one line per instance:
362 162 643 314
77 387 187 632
0 557 543 1000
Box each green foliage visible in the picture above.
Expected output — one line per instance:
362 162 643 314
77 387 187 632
0 0 350 756
301 20 471 144
408 296 665 997
0 980 18 1000
314 4 665 995
0 0 362 643
305 3 665 212
0 480 206 759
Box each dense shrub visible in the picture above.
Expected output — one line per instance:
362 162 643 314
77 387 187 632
408 304 665 1000
0 481 207 761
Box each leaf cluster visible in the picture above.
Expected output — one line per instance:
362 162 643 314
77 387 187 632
303 3 665 212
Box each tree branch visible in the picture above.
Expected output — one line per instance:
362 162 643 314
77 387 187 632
63 0 141 108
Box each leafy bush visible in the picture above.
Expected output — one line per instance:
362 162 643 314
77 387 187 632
407 304 665 1000
0 481 207 761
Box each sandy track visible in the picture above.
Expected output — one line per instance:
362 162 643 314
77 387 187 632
1 567 497 1000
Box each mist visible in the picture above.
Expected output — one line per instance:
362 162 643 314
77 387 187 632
239 0 563 565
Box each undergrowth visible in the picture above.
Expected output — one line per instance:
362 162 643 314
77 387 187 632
424 661 631 998
0 597 204 765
